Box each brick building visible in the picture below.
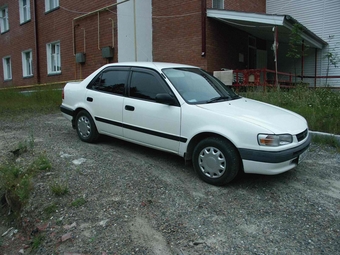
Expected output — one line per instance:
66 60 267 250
0 0 119 87
0 0 328 88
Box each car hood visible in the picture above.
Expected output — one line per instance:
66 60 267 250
197 98 307 134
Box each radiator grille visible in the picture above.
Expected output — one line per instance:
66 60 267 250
296 129 308 142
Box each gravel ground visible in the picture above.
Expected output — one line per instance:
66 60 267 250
0 113 339 255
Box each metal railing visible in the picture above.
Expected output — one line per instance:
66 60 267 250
232 68 340 89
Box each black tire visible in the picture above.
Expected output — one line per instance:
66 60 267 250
192 137 240 186
75 110 99 143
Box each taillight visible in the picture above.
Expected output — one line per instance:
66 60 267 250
62 88 64 100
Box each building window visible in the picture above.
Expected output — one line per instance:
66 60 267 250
19 0 31 24
2 56 12 80
45 0 59 12
22 50 33 77
0 6 9 33
212 0 224 9
47 41 61 74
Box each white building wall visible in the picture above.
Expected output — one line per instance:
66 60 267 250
117 0 152 62
267 0 340 87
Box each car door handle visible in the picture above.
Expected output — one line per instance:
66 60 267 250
125 105 135 111
87 97 93 102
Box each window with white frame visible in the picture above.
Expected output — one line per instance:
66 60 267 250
2 56 12 80
0 6 9 33
47 41 61 74
22 50 33 77
45 0 59 12
19 0 31 24
212 0 224 9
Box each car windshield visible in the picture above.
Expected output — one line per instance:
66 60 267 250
162 68 240 104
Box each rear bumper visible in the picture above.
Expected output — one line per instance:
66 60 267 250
60 105 75 125
240 133 311 175
60 105 74 117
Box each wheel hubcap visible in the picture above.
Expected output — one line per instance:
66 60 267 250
198 147 226 178
78 116 91 138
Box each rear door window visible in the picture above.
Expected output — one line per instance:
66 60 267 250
88 68 129 95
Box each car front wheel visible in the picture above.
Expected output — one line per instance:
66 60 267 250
75 110 99 143
193 137 240 186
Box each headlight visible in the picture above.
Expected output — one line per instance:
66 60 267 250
258 134 293 146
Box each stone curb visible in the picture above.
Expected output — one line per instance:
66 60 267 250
310 130 340 142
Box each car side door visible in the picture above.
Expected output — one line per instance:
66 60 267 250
123 67 182 153
85 67 129 137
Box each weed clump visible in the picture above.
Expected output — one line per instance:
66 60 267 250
50 182 68 196
43 203 58 217
71 197 87 207
0 138 52 218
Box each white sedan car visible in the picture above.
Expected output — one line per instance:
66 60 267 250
60 62 310 186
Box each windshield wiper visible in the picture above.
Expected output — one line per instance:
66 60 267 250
206 96 231 103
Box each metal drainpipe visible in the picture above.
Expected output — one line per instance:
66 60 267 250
274 26 279 88
72 0 131 56
109 18 114 48
133 0 137 61
314 48 317 88
98 12 100 50
201 0 206 57
301 40 305 82
33 0 40 84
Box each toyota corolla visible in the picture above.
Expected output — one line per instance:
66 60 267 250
60 62 310 186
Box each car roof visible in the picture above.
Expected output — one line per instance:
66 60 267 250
101 62 197 72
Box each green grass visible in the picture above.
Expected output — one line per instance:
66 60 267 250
16 175 31 202
43 203 58 216
50 182 68 196
31 233 44 250
71 197 87 207
13 135 34 156
0 86 62 118
31 154 52 171
0 164 32 205
0 164 31 218
239 87 340 135
0 164 23 192
0 138 53 217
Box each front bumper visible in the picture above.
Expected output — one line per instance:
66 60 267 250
239 133 311 175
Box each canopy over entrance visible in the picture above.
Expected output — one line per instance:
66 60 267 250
207 9 327 49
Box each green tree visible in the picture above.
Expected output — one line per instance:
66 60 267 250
286 24 309 83
324 35 340 85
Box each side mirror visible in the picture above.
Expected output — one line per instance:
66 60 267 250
155 93 177 106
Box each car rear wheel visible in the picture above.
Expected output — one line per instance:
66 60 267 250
193 137 240 186
75 110 99 143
